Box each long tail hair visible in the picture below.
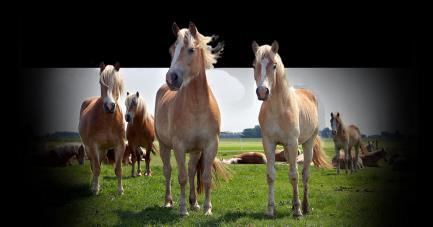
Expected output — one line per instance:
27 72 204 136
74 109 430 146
196 154 231 194
150 143 159 155
312 135 333 169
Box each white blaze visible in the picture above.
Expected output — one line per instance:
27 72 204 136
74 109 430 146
171 40 184 67
259 58 269 86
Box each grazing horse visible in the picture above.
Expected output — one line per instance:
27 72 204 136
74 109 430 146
330 112 363 174
251 41 331 218
78 63 126 195
125 91 156 176
155 22 229 216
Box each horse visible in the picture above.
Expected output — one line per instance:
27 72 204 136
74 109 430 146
78 62 126 195
155 22 229 216
251 41 331 218
125 91 156 177
36 143 85 167
330 112 363 174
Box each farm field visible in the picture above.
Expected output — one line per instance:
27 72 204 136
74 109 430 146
30 138 415 226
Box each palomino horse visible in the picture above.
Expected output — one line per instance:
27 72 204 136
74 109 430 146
125 91 156 176
155 22 229 216
251 41 331 218
78 62 126 195
330 112 362 174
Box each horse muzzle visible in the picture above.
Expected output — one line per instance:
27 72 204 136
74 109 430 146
256 86 269 101
125 114 131 122
166 72 182 91
103 102 116 113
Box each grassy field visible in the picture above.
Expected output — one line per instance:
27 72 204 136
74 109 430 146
31 138 414 226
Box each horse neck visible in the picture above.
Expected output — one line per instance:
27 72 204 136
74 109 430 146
178 68 210 108
337 120 346 137
133 101 148 125
266 66 293 112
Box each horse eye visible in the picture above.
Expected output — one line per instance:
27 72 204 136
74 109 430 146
188 48 195 54
273 64 277 69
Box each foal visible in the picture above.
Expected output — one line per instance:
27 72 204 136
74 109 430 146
125 91 156 177
330 112 363 174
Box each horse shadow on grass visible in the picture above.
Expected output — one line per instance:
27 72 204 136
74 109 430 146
192 210 292 226
115 205 181 225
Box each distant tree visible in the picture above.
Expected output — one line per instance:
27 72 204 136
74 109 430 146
320 127 332 138
241 125 262 138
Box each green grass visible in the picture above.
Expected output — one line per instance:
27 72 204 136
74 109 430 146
31 138 414 226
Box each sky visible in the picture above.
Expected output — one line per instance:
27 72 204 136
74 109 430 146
24 68 415 136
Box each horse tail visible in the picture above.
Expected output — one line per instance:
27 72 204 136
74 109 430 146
150 143 159 155
196 155 231 194
312 135 332 169
359 142 367 155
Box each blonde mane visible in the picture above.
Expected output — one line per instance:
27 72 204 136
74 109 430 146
177 28 224 69
125 93 149 121
100 65 124 101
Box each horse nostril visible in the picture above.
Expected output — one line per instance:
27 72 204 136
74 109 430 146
172 73 178 81
265 88 269 95
111 103 116 111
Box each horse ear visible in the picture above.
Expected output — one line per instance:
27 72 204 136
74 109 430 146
271 40 279 54
172 22 180 36
136 91 139 97
330 112 334 118
336 112 340 117
99 62 106 73
126 92 129 96
252 41 259 54
114 62 120 71
189 21 197 37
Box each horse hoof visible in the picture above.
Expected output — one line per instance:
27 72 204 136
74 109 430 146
145 173 152 177
204 210 213 216
265 211 275 218
118 188 124 195
180 209 189 217
293 210 303 218
137 172 142 176
191 204 201 211
164 202 174 208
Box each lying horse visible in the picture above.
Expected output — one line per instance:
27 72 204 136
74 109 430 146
36 143 85 167
221 151 306 165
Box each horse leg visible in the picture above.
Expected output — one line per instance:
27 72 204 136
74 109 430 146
160 143 173 208
114 142 125 195
130 144 137 177
344 144 350 175
335 145 340 175
301 137 314 215
285 140 302 218
136 147 142 176
144 145 152 176
348 146 354 173
202 139 218 216
88 145 101 195
173 144 188 216
263 137 276 217
188 152 201 211
354 145 360 172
